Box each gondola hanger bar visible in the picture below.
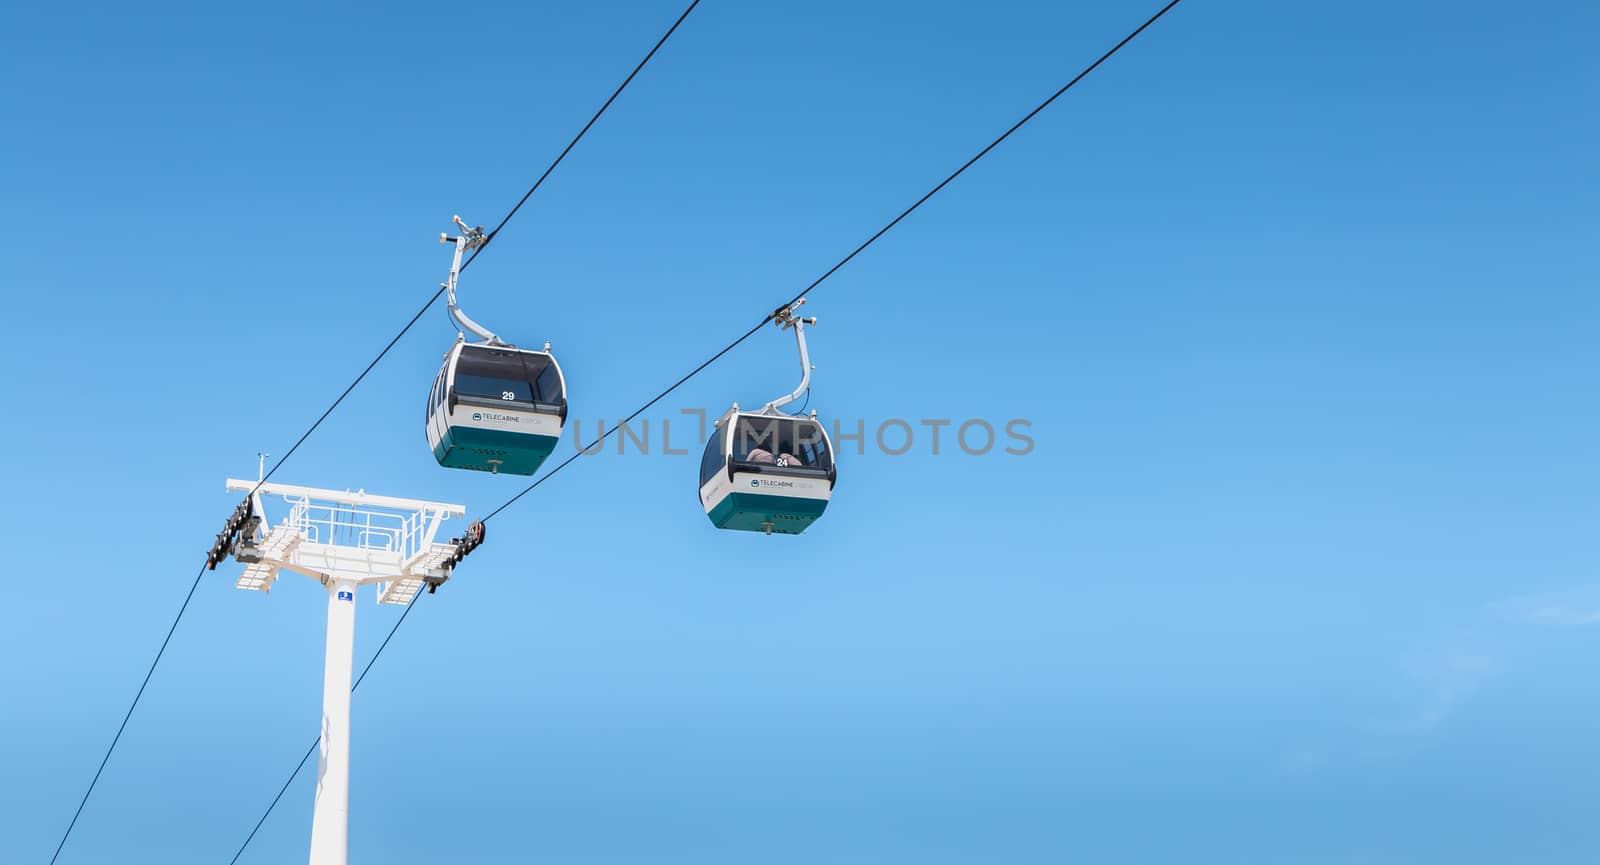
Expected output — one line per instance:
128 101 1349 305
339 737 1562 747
440 215 507 347
763 298 818 414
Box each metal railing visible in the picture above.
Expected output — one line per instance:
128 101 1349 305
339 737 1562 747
277 494 431 560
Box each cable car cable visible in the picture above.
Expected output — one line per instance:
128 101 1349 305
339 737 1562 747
255 0 702 494
481 315 769 522
46 562 209 865
473 0 702 256
50 5 702 861
222 0 1183 855
773 0 1184 316
481 0 1186 525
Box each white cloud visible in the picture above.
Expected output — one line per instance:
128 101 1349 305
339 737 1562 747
1490 588 1600 626
1272 649 1503 778
1402 652 1501 734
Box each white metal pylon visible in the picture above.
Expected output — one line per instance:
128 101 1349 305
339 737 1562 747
222 478 473 865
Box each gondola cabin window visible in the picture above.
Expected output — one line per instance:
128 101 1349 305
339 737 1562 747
699 425 726 486
731 416 832 473
454 349 537 402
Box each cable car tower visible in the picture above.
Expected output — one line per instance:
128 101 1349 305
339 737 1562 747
212 478 483 865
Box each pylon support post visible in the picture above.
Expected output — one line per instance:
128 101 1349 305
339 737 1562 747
220 479 471 865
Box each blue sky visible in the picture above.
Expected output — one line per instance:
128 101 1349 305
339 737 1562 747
2 0 1597 862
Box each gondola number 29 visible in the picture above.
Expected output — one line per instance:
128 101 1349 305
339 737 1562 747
501 391 515 400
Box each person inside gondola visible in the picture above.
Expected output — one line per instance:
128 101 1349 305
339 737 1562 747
746 446 776 464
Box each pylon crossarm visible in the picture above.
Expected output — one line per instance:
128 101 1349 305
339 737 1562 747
221 479 470 595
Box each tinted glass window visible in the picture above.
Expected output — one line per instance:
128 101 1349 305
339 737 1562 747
795 422 831 471
454 347 559 404
730 416 831 472
699 424 725 486
535 361 564 405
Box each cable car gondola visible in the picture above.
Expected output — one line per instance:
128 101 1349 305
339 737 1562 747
699 300 835 535
425 217 568 476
